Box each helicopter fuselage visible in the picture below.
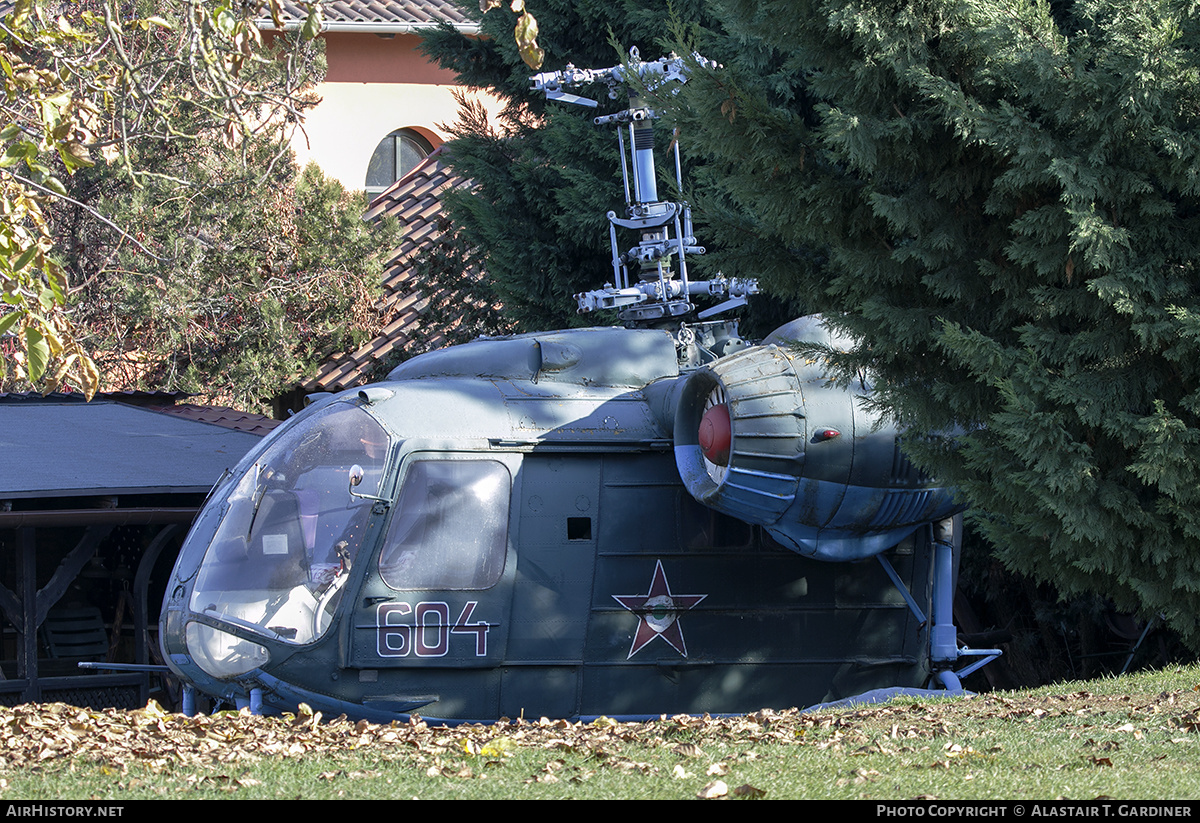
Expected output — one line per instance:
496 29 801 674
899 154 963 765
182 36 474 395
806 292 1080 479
160 322 961 722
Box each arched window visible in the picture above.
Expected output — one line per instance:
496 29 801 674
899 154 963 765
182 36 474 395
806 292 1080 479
365 128 435 196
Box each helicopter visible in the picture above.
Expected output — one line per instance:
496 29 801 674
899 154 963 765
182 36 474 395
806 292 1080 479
158 51 999 724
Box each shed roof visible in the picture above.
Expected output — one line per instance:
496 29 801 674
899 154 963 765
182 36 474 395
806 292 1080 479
0 402 265 499
0 392 281 435
0 389 189 405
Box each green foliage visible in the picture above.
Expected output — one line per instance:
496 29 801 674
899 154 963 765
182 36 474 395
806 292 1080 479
0 0 324 397
427 0 1200 650
421 0 725 333
659 0 1200 647
61 145 399 412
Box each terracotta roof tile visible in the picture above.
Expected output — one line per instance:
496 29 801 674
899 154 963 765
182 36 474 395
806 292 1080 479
272 0 473 27
303 148 482 392
153 404 283 436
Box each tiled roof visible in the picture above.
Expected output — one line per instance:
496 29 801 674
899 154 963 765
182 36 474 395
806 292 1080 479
150 404 283 436
270 0 475 29
303 148 475 392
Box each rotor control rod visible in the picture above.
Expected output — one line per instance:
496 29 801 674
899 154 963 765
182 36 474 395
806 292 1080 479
576 276 759 314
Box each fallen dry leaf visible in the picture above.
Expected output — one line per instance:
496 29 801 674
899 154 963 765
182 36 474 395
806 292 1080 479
0 684 1187 793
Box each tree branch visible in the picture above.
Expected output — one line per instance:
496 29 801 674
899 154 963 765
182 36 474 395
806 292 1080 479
0 167 170 263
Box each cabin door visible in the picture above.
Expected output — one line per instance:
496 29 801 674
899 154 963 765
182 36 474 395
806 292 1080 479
497 453 601 719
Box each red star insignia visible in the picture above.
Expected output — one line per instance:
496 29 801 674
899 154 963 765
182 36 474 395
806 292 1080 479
612 560 707 659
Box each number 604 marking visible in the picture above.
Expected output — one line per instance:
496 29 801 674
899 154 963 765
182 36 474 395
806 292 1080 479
376 601 490 658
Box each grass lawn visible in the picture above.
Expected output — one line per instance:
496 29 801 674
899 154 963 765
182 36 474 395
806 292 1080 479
1 663 1198 799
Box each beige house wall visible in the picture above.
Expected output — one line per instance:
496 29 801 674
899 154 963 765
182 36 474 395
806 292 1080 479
290 32 499 192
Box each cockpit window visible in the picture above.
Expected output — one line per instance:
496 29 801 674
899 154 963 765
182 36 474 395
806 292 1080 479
190 402 390 645
378 460 509 590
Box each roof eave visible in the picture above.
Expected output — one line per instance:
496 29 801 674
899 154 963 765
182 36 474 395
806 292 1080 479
259 20 481 35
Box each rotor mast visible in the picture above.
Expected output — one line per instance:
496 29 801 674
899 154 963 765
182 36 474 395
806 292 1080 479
530 49 758 326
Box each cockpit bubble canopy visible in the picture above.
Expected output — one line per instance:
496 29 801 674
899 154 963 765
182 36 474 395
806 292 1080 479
189 402 389 651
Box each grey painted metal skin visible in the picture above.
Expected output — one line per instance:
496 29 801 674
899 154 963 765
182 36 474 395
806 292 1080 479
160 320 964 723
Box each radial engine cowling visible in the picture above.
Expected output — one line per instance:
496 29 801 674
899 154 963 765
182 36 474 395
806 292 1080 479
673 318 962 561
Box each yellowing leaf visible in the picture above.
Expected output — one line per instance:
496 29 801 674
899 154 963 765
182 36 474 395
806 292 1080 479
300 5 322 41
215 8 235 36
79 355 99 398
514 11 543 70
51 353 78 389
12 0 31 27
42 323 63 358
59 142 93 169
480 737 515 756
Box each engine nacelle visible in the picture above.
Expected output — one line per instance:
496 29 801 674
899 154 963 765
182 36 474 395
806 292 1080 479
674 317 961 561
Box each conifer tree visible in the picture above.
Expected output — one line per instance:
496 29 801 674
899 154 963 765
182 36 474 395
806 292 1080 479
60 148 399 413
419 0 726 333
424 0 1200 651
40 3 401 412
661 0 1200 648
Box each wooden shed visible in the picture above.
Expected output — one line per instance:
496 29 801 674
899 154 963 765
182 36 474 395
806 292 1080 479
0 397 270 708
